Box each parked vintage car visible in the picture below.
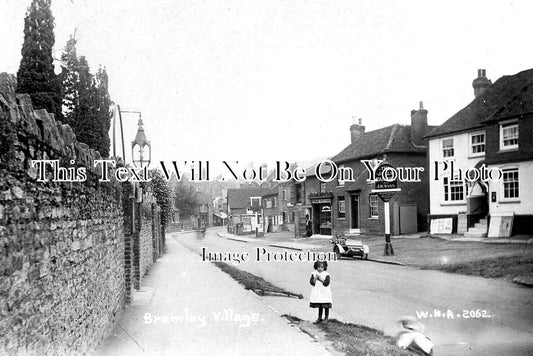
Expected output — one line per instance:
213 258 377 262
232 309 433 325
331 234 369 260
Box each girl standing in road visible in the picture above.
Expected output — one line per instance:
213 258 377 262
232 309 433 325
309 260 332 324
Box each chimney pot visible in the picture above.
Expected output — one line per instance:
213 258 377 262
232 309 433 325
473 69 491 97
411 103 428 146
350 118 365 143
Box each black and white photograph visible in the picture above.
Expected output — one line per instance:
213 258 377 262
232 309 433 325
1 0 532 355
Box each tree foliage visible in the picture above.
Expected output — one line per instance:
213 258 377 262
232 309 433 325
60 36 112 157
94 66 111 157
60 35 78 126
16 0 63 122
151 169 173 227
174 182 199 217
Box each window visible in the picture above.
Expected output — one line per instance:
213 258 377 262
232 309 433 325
369 195 379 218
337 165 345 186
272 197 277 208
282 190 286 201
442 138 454 157
296 183 305 204
470 132 485 155
266 200 273 209
502 168 519 199
320 182 326 193
338 197 345 218
443 177 466 201
500 122 518 150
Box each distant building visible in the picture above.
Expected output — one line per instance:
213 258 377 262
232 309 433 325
227 187 271 234
262 189 281 232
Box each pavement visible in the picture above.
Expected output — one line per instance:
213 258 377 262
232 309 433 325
95 233 330 356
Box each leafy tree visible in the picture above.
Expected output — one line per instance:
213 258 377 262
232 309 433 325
16 0 63 122
151 169 174 228
174 182 199 217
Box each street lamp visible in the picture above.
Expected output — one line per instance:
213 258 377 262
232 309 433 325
132 116 151 169
131 116 151 203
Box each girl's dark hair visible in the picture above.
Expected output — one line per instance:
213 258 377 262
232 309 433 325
313 260 328 270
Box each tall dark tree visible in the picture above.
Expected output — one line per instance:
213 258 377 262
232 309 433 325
94 67 111 157
72 56 99 149
16 0 63 122
60 36 112 157
60 35 79 126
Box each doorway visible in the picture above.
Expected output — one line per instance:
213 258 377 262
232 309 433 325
350 195 359 229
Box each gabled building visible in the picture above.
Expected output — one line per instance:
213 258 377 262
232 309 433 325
227 187 271 234
227 187 271 215
322 112 433 236
426 68 533 236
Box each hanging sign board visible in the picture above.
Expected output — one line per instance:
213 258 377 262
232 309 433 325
375 163 398 190
372 163 401 202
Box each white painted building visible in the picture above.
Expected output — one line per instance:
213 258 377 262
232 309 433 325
426 68 533 237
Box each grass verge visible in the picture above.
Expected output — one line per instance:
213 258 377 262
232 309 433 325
422 255 533 281
212 262 303 299
283 315 415 356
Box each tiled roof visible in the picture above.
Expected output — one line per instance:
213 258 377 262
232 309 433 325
331 124 424 163
227 188 272 209
426 68 533 138
262 188 278 197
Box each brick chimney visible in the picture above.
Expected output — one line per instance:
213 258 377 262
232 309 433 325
350 117 365 143
411 101 428 146
472 69 492 97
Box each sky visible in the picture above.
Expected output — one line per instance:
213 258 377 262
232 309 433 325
1 0 532 172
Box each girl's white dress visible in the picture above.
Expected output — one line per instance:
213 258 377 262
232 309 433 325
309 271 332 308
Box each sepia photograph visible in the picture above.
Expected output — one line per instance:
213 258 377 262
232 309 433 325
0 0 532 355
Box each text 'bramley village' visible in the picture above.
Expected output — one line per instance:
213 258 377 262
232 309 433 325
1 1 533 356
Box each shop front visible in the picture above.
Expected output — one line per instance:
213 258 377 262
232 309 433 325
310 194 333 236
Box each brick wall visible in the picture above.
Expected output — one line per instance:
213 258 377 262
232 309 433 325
0 72 137 354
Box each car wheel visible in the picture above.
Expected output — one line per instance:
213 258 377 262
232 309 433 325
362 253 368 260
334 248 341 260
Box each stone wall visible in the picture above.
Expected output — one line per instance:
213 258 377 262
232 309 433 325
140 200 155 279
0 73 126 354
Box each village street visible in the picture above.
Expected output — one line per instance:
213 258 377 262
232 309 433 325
177 227 533 356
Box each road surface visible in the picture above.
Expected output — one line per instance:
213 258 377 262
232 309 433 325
177 227 533 356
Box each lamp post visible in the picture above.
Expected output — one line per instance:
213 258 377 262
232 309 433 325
131 116 151 169
131 116 151 202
